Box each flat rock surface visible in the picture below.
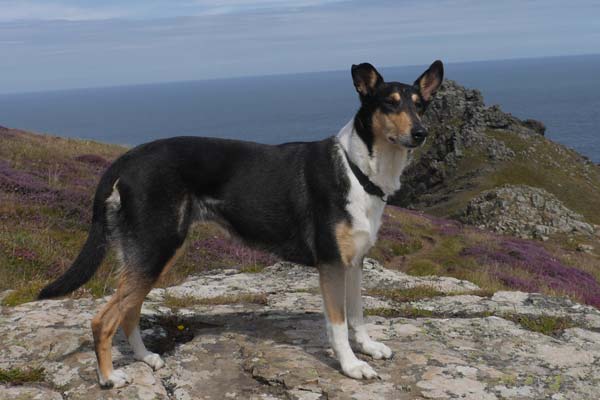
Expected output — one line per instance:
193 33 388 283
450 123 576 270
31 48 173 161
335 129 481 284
1 260 600 399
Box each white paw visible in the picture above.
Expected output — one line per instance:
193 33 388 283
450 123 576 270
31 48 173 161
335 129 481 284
341 359 379 380
358 340 393 360
136 352 165 370
98 368 131 389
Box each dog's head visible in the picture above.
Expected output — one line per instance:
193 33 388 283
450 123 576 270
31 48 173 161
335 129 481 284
351 60 443 151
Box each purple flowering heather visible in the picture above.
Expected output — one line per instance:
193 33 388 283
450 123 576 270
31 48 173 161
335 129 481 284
0 160 93 221
492 271 539 293
75 154 111 168
13 247 38 262
386 205 463 235
379 214 409 242
0 160 51 194
462 237 600 307
189 237 278 270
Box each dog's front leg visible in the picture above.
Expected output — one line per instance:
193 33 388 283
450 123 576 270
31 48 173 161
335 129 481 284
346 262 393 360
319 263 378 379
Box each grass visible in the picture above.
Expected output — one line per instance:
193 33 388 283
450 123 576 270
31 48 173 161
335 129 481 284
365 306 436 318
239 264 266 273
365 304 575 337
501 314 575 336
2 127 600 312
0 367 45 385
164 293 268 309
424 129 600 225
1 282 46 306
366 286 444 302
0 128 279 304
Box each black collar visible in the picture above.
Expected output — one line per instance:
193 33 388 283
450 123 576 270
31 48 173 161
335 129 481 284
342 150 387 202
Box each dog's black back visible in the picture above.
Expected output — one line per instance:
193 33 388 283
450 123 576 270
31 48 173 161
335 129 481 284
112 137 352 271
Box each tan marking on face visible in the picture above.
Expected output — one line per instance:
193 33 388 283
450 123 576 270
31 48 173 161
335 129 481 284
372 109 413 147
411 93 420 103
388 111 413 133
389 92 401 102
335 221 355 266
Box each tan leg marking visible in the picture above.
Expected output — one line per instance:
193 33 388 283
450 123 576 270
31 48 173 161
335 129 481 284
319 265 346 324
157 244 187 282
335 222 356 267
91 272 153 383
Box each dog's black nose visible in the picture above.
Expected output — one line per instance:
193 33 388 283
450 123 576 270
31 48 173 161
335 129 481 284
411 127 428 143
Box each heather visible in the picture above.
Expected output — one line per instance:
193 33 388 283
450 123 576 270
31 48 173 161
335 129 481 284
369 205 600 308
1 127 599 309
0 128 279 302
460 238 600 307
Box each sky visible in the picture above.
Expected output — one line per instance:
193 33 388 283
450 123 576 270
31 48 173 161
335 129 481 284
1 0 599 93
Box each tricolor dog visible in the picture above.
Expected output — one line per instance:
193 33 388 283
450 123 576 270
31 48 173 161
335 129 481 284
39 61 444 388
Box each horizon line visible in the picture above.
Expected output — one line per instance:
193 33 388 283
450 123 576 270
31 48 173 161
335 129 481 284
2 52 599 97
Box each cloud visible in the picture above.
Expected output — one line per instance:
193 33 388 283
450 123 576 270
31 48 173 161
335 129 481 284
0 0 598 93
0 1 126 21
0 0 348 22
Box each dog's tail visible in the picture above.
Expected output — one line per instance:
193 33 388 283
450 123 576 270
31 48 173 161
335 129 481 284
38 219 108 299
38 175 119 300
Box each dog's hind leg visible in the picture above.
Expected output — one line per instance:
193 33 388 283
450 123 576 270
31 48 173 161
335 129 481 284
92 271 153 388
120 245 186 371
346 262 392 360
319 263 378 380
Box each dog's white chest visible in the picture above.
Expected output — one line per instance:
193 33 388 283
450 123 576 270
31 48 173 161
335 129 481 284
335 120 411 265
344 175 386 263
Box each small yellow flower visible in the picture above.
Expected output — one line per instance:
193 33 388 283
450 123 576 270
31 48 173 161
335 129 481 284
177 324 185 331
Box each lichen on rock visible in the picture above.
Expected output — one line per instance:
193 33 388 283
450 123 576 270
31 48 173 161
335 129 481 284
2 259 600 399
459 184 595 239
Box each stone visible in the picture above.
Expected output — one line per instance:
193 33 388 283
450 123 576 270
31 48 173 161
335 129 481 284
576 244 594 253
459 184 595 239
523 119 546 135
2 259 600 399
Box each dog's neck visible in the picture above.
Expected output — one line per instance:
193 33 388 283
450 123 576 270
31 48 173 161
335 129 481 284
336 118 411 196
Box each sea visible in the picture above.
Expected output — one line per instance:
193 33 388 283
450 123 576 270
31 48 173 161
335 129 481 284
0 54 599 162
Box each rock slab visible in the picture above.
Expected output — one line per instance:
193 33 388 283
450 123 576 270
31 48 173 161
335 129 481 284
2 260 600 399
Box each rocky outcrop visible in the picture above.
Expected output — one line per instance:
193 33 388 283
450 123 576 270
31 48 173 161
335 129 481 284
522 119 546 136
392 80 535 208
459 185 595 239
391 80 600 240
2 260 600 399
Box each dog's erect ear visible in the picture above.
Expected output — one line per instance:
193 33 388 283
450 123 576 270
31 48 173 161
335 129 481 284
351 63 383 97
414 60 444 102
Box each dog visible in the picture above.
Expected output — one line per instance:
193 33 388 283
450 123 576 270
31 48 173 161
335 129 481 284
38 60 444 388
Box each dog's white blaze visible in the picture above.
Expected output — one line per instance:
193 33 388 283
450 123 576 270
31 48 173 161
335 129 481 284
337 119 411 261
